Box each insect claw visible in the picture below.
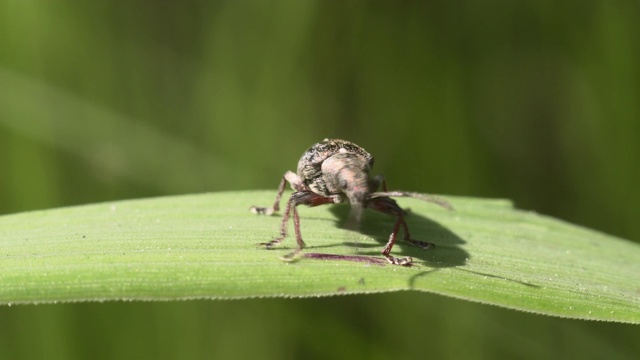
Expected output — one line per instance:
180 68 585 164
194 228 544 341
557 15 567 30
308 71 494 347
250 206 273 215
385 256 413 266
259 238 283 249
281 249 302 262
406 239 435 250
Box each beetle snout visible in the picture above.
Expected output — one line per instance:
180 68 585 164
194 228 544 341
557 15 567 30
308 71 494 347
337 169 369 204
321 153 371 201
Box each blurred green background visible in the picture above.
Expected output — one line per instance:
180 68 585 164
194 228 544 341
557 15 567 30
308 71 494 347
1 1 638 359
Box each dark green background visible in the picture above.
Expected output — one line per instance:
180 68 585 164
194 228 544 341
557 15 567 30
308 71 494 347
1 1 638 359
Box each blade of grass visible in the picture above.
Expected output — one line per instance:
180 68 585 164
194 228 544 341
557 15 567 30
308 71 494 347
0 67 254 191
0 191 638 323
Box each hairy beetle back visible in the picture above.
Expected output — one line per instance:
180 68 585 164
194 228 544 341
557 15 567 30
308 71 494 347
297 138 374 198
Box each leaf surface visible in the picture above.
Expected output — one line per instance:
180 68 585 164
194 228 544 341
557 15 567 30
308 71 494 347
1 191 638 323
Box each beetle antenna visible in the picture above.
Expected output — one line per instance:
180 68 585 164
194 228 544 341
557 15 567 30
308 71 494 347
369 191 453 211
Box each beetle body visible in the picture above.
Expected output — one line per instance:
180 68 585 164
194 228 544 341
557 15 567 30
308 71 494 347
298 139 374 205
251 138 452 266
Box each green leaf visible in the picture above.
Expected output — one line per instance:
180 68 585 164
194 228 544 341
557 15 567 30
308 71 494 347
1 191 638 323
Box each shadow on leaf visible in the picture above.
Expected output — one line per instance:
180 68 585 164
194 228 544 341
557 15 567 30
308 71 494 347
327 203 469 268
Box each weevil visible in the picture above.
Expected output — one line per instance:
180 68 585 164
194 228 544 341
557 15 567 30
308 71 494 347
250 138 452 266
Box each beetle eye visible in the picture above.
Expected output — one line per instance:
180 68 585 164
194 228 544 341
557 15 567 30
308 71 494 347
339 178 349 190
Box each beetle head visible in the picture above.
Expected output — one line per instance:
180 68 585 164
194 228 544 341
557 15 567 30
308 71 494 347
321 153 372 224
322 153 371 200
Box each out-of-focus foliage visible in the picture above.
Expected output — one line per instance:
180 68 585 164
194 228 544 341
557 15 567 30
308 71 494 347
0 1 638 359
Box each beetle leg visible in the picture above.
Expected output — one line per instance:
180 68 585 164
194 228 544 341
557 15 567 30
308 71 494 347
250 171 308 215
259 194 295 248
366 196 435 265
369 191 453 211
379 215 413 265
281 201 304 261
399 218 435 250
259 191 334 258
